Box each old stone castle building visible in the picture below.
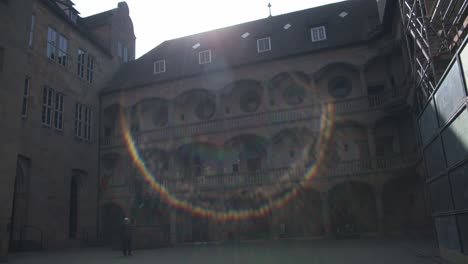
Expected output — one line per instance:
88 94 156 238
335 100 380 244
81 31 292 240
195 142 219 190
2 0 468 263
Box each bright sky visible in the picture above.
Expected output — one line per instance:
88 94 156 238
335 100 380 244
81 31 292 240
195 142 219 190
74 0 343 58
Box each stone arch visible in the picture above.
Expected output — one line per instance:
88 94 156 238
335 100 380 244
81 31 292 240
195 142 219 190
277 186 323 237
314 62 361 100
224 134 268 173
174 142 223 179
382 174 429 233
174 88 216 123
271 127 317 169
100 202 126 244
332 121 369 162
222 79 264 115
102 104 125 137
131 98 169 132
328 181 377 233
268 71 313 107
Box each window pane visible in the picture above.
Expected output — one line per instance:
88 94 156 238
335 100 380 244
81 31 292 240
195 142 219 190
434 61 465 126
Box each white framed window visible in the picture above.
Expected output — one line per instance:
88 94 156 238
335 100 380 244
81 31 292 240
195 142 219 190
28 14 35 47
86 54 94 84
47 27 57 60
58 34 68 66
310 26 327 42
198 50 212 64
42 86 54 126
53 92 64 130
123 47 128 62
74 103 83 138
77 49 85 78
257 37 271 53
84 106 93 141
153 60 166 74
21 77 30 117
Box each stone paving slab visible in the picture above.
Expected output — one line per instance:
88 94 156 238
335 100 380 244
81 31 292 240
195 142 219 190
7 239 445 264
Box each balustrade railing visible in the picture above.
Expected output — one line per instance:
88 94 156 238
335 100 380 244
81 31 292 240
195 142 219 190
101 88 405 147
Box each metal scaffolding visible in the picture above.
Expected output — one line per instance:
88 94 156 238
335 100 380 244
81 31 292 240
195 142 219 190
399 0 468 112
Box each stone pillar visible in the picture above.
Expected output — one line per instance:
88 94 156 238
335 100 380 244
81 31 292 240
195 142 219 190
320 192 332 238
374 185 385 234
367 126 377 168
359 68 368 96
169 209 177 245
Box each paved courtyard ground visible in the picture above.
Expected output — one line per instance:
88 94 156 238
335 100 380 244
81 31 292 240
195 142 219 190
7 238 445 264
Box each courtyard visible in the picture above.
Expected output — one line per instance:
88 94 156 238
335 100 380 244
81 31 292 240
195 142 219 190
7 238 444 264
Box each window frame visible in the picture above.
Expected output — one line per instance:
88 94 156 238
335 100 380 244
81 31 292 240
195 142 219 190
83 106 93 141
47 27 57 60
21 77 30 118
42 86 54 127
53 92 64 130
257 37 271 53
198 50 212 64
310 26 327 42
86 54 94 84
28 14 35 47
74 103 83 138
77 48 85 78
153 59 166 74
58 34 68 66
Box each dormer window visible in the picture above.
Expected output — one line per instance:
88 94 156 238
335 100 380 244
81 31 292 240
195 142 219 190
154 60 166 74
311 26 327 42
199 50 212 64
257 37 271 53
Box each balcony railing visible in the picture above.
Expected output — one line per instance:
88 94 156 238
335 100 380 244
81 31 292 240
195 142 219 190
146 154 417 191
101 88 405 148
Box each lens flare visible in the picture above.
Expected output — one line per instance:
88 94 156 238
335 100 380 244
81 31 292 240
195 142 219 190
119 97 335 221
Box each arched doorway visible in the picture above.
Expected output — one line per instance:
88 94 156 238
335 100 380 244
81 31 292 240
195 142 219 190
101 203 125 244
328 181 377 234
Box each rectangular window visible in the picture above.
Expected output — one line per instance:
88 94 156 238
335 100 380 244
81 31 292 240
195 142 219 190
153 60 166 74
123 46 128 62
74 103 83 138
84 106 93 141
86 55 94 84
198 50 212 64
257 37 271 53
47 27 57 60
58 34 68 66
53 92 64 130
42 86 54 126
21 77 30 117
77 49 85 78
28 14 35 47
0 46 4 73
310 26 327 42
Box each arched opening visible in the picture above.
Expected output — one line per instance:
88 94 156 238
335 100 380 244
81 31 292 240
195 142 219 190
271 127 316 169
101 203 125 244
102 104 124 138
382 174 429 233
174 89 216 123
328 181 377 234
222 80 263 115
224 134 268 174
269 72 311 107
314 62 360 100
277 187 323 237
175 143 221 179
131 98 169 131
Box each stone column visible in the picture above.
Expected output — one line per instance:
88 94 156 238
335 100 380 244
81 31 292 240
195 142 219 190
374 185 385 234
169 209 177 245
320 192 332 238
367 126 377 168
359 67 368 96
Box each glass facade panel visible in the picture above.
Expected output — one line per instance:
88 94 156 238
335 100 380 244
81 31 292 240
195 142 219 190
442 109 468 167
429 176 453 213
450 160 468 210
419 99 438 146
424 137 446 178
434 216 461 251
434 61 465 126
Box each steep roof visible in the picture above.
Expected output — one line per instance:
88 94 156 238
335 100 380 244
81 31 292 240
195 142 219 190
104 0 381 94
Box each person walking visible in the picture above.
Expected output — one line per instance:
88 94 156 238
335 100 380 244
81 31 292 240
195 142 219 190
121 217 133 256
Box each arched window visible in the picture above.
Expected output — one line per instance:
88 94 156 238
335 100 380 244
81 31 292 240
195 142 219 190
328 77 352 98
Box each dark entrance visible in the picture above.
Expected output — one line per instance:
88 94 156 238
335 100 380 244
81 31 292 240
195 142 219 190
191 216 209 242
101 203 125 245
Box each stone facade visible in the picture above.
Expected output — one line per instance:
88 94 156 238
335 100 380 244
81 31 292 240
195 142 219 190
98 1 431 248
0 0 135 260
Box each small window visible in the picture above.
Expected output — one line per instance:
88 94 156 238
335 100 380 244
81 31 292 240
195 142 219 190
257 37 271 53
28 14 35 47
83 106 93 141
42 86 54 126
153 60 166 74
86 54 94 84
77 49 85 78
53 92 64 130
21 77 30 117
310 26 327 42
74 103 83 138
58 34 68 66
47 27 57 60
199 50 212 64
